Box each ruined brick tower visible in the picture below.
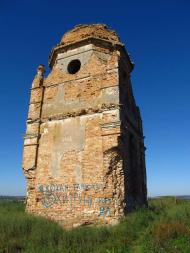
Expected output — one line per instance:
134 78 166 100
23 24 147 227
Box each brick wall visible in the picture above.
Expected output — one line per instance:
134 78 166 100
22 24 147 228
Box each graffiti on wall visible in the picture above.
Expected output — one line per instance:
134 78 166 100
37 183 113 216
99 206 111 216
38 183 105 193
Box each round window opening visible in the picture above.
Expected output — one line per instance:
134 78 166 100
67 59 81 74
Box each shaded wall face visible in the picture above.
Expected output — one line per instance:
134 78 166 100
118 60 147 209
24 44 126 227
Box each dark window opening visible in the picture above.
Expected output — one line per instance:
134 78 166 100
67 59 81 74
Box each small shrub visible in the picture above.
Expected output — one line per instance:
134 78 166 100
153 222 190 245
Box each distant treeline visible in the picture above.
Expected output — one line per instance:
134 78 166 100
149 195 190 200
0 196 25 201
0 195 189 202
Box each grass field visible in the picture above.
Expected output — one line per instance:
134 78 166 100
0 198 190 253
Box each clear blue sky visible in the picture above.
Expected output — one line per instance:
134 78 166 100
0 0 189 197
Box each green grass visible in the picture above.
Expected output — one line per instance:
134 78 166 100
0 198 190 253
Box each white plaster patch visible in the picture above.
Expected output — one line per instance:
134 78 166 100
102 86 119 104
83 209 95 214
48 118 86 178
74 165 83 184
44 128 48 134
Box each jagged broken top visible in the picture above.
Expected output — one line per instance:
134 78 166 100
60 24 121 45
